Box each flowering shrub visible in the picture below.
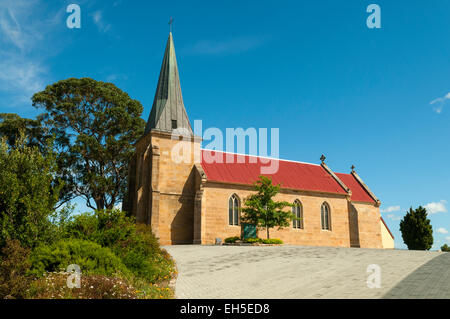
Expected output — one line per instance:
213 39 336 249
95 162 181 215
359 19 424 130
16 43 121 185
0 209 176 299
0 239 32 299
28 272 137 299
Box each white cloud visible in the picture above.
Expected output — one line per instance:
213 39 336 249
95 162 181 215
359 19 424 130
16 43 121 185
430 92 450 114
106 73 128 83
446 236 450 241
186 35 268 56
387 214 401 221
0 55 46 103
437 227 448 234
92 10 111 33
381 205 401 213
0 0 62 106
424 200 447 214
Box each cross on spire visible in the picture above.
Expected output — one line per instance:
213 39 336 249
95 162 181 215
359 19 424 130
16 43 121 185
168 17 174 33
320 154 326 164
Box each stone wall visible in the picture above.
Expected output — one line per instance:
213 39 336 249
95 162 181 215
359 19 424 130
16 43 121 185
128 130 201 245
351 202 383 249
198 182 366 247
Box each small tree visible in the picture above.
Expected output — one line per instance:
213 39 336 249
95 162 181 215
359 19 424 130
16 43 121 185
399 206 433 250
241 176 295 239
441 244 450 252
0 135 62 249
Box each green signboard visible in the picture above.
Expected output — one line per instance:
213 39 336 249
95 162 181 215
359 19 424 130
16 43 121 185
241 223 257 239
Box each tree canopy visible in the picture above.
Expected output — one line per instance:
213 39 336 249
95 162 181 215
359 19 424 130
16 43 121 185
0 113 49 152
32 78 146 210
241 175 295 239
0 135 62 249
399 206 433 250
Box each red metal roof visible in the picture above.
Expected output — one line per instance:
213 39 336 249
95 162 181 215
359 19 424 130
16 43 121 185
201 150 348 195
335 173 375 203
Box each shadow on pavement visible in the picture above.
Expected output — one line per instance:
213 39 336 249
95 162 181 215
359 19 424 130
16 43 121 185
383 252 450 299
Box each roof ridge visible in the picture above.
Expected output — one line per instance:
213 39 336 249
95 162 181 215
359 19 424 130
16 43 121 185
320 163 352 195
201 149 321 166
350 171 381 206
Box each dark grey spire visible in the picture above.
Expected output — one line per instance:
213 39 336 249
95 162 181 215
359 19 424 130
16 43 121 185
145 32 193 134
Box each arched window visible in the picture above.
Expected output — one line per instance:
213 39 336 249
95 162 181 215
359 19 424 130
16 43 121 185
228 194 240 226
292 200 303 229
321 202 331 230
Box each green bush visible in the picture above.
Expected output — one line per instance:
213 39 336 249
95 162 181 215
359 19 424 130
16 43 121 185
262 238 283 245
63 210 173 282
29 239 130 278
64 209 136 247
243 238 262 244
224 236 240 243
117 224 173 282
441 244 450 252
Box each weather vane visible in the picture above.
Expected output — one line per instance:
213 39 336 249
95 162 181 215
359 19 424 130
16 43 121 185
351 165 356 173
169 17 174 33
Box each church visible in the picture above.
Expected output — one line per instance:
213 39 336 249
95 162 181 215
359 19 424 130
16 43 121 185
124 33 394 249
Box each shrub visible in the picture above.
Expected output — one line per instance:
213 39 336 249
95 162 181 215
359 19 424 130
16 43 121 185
243 238 262 244
441 244 450 252
0 239 32 299
262 238 283 245
117 224 173 282
28 272 137 299
64 209 136 248
224 236 240 244
29 239 130 278
63 210 174 283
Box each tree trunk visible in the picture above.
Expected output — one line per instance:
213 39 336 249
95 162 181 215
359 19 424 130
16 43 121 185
267 227 270 239
94 196 105 210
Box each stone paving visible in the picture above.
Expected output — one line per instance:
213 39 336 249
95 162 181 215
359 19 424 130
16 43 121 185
164 245 450 299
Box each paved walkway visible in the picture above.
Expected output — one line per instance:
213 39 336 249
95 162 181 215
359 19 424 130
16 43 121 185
164 245 450 299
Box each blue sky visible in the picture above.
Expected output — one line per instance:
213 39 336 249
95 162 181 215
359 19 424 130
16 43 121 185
0 0 449 249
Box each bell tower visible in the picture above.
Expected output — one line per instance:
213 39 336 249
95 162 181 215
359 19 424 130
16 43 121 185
124 32 201 244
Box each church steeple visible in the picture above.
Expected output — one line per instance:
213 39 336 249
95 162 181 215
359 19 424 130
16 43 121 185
145 32 193 134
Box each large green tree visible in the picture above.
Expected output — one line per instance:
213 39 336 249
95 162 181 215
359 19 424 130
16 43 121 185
32 78 146 210
399 206 433 250
0 135 62 249
241 175 295 239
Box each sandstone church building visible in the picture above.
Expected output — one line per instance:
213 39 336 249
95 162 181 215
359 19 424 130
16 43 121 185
124 33 394 249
